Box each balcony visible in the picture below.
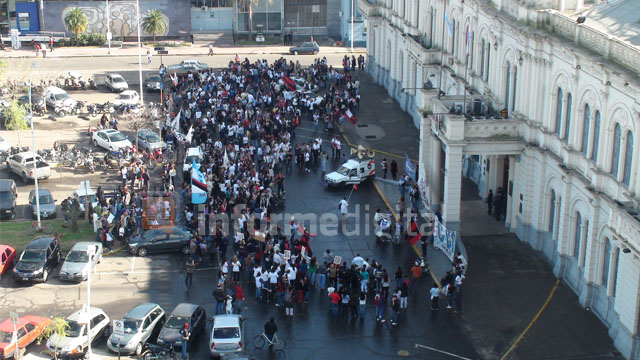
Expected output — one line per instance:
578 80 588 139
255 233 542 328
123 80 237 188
357 0 384 18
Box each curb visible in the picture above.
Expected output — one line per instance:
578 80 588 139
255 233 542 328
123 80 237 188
2 49 366 60
103 246 125 256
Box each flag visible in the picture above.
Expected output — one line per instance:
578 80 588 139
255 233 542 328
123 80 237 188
343 109 357 125
170 72 178 87
281 76 295 91
444 12 452 38
465 24 471 56
296 224 316 237
223 149 229 168
352 184 358 191
406 219 421 245
184 125 194 143
190 160 207 205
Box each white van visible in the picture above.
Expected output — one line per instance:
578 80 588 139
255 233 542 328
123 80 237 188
72 187 98 213
183 147 203 173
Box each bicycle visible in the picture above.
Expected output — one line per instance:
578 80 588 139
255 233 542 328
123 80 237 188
26 221 53 235
254 332 286 351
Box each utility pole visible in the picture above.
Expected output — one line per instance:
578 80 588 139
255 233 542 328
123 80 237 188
29 63 42 230
106 0 111 54
135 0 144 106
350 0 355 52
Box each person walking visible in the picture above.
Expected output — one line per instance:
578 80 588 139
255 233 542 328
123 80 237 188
486 189 494 215
374 291 385 322
49 35 54 52
429 283 440 311
391 294 400 326
284 285 295 317
213 283 226 315
358 292 366 319
146 50 152 64
179 323 190 359
381 158 388 179
185 258 195 288
390 160 398 180
208 44 214 56
234 282 245 313
339 197 349 224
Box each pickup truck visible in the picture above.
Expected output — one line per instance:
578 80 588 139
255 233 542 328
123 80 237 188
325 158 375 187
7 152 51 183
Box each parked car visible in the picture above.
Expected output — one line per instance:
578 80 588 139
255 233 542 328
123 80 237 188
105 74 129 92
0 316 51 359
92 129 133 151
6 152 51 183
0 179 17 220
182 146 203 174
0 135 11 153
0 245 17 277
145 73 163 92
289 41 319 55
28 188 57 219
59 242 103 282
113 90 140 106
167 59 208 74
137 129 166 153
44 86 76 110
127 226 192 257
72 187 98 215
107 303 166 356
157 303 206 350
209 314 244 357
13 236 62 283
46 307 111 359
17 93 45 109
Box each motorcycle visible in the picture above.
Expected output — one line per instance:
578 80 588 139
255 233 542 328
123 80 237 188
140 148 163 169
85 153 95 173
141 342 177 360
73 101 85 115
54 104 72 117
375 215 393 244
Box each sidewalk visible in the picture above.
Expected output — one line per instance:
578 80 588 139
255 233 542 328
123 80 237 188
0 43 365 59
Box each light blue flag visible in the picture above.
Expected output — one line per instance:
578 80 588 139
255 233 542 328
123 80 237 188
444 12 453 38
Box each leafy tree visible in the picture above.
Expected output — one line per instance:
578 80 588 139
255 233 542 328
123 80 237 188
64 8 88 46
141 9 167 44
37 317 69 360
2 100 28 130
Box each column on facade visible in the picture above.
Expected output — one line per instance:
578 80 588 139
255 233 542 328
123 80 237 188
485 155 500 195
442 144 463 231
430 133 443 211
505 155 516 227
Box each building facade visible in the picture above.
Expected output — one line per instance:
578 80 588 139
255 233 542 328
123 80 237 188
357 0 640 358
339 0 365 46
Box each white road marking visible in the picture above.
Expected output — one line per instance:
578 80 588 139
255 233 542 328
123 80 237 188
414 343 473 360
130 255 136 273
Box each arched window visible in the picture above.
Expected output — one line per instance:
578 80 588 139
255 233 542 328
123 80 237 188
504 62 511 116
623 132 634 186
613 248 620 296
573 212 582 259
582 221 589 266
511 66 517 112
548 190 556 234
480 39 485 78
555 89 563 136
602 238 611 287
581 104 590 155
398 51 404 86
611 123 621 176
429 8 435 47
564 93 572 141
591 110 600 163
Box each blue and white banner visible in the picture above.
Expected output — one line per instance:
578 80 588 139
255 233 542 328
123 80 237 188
404 153 416 180
190 160 207 205
433 217 456 261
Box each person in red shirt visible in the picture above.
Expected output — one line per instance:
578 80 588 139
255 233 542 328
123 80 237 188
329 290 341 315
234 282 245 313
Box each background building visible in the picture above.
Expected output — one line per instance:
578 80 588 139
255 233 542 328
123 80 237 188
339 0 365 46
358 0 640 358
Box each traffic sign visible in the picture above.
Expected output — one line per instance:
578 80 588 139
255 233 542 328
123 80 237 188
159 82 164 90
113 319 124 334
154 47 165 51
157 50 168 55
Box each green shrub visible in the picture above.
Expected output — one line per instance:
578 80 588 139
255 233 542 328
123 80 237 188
68 33 106 47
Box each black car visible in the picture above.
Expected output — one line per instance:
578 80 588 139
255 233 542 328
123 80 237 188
128 226 192 257
0 179 17 220
13 236 62 282
157 303 206 350
289 41 319 55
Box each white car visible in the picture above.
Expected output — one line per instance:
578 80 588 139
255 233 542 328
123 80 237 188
92 129 133 151
114 90 140 106
0 136 11 153
182 146 202 173
59 242 103 282
72 187 98 214
209 314 244 357
46 307 111 358
105 73 129 92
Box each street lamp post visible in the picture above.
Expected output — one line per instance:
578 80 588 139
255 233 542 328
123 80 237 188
85 246 96 358
350 0 354 52
106 0 111 55
135 0 144 107
29 63 42 230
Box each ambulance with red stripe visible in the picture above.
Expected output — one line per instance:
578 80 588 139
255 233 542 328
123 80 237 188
325 158 375 187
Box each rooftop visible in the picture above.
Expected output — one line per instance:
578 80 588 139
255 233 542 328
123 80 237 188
580 0 640 47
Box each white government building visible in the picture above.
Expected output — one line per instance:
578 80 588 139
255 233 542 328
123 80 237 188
357 0 640 357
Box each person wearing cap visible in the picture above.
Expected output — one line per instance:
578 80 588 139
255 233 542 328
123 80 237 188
180 322 190 359
213 283 226 315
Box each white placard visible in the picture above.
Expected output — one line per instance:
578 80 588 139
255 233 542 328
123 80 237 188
333 255 342 265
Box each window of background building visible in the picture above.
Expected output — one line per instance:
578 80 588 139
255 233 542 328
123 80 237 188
623 132 634 186
284 0 326 29
602 238 611 288
564 93 572 141
192 0 229 7
573 212 582 259
238 0 282 31
581 104 590 155
611 123 621 177
591 110 601 163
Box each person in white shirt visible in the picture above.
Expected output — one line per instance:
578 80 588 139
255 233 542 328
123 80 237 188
429 283 440 311
232 257 241 281
339 197 349 222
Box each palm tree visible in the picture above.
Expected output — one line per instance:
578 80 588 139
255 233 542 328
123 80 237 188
37 317 69 360
141 9 167 44
63 8 88 46
236 0 261 40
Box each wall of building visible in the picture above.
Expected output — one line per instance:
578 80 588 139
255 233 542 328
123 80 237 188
191 7 233 31
43 0 191 38
360 0 640 357
340 0 366 46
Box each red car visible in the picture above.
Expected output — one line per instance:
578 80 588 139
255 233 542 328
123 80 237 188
0 245 16 276
0 315 51 359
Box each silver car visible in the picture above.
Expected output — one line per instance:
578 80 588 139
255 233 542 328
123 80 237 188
28 188 57 219
59 242 103 282
137 129 167 152
46 307 111 358
107 303 165 356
